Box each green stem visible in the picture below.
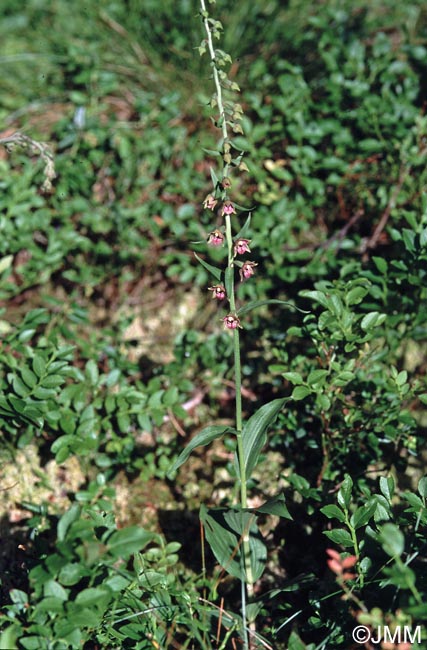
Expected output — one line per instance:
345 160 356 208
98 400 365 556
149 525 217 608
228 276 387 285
200 0 229 178
345 510 364 589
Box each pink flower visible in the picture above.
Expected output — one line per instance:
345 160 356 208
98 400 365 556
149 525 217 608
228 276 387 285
234 238 251 256
221 201 236 216
208 285 226 300
207 229 225 247
203 194 218 210
222 313 242 330
239 261 258 281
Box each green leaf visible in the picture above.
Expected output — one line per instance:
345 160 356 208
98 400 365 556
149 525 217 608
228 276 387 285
291 386 311 401
57 504 81 542
200 505 267 581
418 477 427 498
323 528 354 547
299 289 330 309
372 256 388 274
237 299 308 317
282 372 303 385
234 213 251 240
320 504 346 523
167 425 234 477
75 586 112 608
346 286 369 305
379 523 404 557
379 476 395 502
255 494 292 519
32 354 46 378
85 359 99 386
210 166 219 189
20 367 38 389
0 254 13 274
194 253 222 282
350 501 377 529
360 311 386 331
242 398 287 479
307 369 329 385
108 526 154 558
337 474 353 509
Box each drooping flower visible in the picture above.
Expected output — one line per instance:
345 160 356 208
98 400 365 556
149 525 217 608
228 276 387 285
221 201 236 216
207 229 225 247
208 284 226 300
222 313 242 330
203 194 218 210
239 260 258 281
234 238 251 256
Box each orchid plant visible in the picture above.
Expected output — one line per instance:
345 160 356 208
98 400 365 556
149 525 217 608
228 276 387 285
167 2 299 648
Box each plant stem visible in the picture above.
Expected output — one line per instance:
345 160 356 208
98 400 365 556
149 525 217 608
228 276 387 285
200 3 256 646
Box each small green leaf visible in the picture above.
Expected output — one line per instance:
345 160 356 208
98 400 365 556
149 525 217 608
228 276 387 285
85 360 99 386
350 501 377 529
320 504 346 523
418 477 427 498
379 476 395 502
167 425 234 477
379 523 404 557
372 256 388 274
194 253 222 282
57 503 81 542
282 372 303 385
291 386 311 400
299 289 329 309
323 528 354 547
360 311 386 331
337 474 353 509
108 527 154 558
0 254 13 274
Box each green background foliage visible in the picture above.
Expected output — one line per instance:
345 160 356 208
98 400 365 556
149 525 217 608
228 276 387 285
1 0 427 647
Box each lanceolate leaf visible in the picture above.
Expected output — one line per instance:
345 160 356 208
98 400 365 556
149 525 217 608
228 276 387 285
234 213 251 240
255 494 292 520
167 425 235 477
194 253 222 282
242 398 288 480
200 505 267 581
237 300 309 317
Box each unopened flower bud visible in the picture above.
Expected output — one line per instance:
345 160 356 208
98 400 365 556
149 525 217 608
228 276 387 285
207 229 225 247
239 260 258 281
222 313 242 330
208 284 226 300
234 238 251 256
